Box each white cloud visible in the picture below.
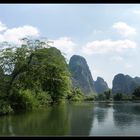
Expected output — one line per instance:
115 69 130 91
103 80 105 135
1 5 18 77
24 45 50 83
1 25 39 44
82 39 136 55
0 21 39 45
133 10 140 15
112 22 136 37
0 21 7 32
0 21 76 59
52 37 76 55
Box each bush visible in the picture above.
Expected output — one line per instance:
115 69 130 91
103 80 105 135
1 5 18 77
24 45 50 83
0 100 13 115
68 88 84 101
132 95 140 100
113 93 123 101
35 91 52 106
104 90 112 101
132 86 140 100
70 94 84 101
97 93 106 101
9 89 38 111
84 95 95 101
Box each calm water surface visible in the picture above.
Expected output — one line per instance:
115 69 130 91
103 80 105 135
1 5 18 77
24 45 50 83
0 101 140 136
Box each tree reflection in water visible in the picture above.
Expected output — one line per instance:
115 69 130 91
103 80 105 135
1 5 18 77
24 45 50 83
113 103 134 129
69 101 94 136
0 101 95 136
94 102 110 124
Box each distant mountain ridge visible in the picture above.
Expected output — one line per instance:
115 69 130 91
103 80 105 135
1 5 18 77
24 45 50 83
94 77 109 94
112 73 140 94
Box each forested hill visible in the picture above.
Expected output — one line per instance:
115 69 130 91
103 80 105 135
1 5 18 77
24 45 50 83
0 39 73 115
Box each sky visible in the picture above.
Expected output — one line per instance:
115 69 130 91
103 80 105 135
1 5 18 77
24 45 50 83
0 4 140 88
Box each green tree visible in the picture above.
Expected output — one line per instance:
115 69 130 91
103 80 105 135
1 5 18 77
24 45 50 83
68 88 84 101
132 86 140 100
97 93 106 101
113 93 123 101
0 38 72 114
104 89 112 101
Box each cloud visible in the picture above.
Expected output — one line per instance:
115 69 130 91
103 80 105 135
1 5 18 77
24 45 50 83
133 10 140 15
1 25 39 44
0 21 7 32
82 39 136 55
0 21 76 59
52 37 76 55
112 22 136 37
0 21 39 45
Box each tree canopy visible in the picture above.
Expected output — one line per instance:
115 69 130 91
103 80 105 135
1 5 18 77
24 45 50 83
0 38 72 114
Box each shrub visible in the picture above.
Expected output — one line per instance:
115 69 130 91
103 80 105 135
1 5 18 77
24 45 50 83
113 93 123 101
132 86 140 100
9 89 38 111
84 95 95 101
97 93 106 101
0 100 13 115
35 91 52 106
68 88 84 101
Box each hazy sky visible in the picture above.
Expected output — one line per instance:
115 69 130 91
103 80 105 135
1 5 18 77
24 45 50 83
0 4 140 88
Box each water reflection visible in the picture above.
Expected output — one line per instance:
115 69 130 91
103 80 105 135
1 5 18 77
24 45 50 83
0 104 71 136
113 103 140 129
0 101 95 136
1 102 140 136
0 116 15 136
94 103 110 124
112 103 140 135
69 102 94 136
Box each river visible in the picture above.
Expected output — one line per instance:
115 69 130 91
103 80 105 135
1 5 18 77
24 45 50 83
0 101 140 136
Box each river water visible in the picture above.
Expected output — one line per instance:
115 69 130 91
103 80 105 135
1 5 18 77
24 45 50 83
0 101 140 136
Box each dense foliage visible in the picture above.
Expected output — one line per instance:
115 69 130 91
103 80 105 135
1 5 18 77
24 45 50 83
67 88 85 101
0 38 95 115
97 89 112 101
0 38 73 114
132 86 140 100
113 93 132 101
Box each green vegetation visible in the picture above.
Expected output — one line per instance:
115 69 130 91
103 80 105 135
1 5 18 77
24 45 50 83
96 89 112 101
113 93 123 101
84 95 95 101
97 93 106 101
132 86 140 100
0 38 94 115
96 89 137 102
0 38 73 115
67 88 95 101
112 86 140 101
113 93 132 101
67 88 85 101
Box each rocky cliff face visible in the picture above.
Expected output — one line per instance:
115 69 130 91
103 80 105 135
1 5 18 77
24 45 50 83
94 77 109 94
69 55 96 95
112 73 140 94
